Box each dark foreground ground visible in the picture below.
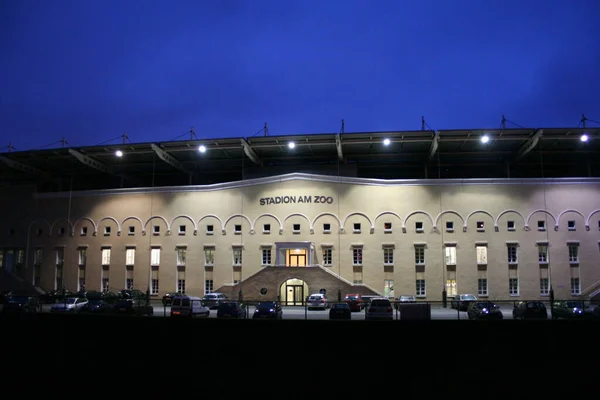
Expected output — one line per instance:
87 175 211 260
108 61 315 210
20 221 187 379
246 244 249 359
2 313 598 395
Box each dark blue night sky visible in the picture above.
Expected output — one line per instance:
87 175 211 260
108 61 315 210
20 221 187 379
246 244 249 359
1 0 599 151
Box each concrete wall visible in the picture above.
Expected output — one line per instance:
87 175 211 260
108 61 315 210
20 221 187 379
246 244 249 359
1 174 599 301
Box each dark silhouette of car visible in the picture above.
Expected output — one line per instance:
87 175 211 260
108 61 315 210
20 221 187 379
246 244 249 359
329 302 351 320
217 301 247 318
551 301 585 320
1 295 41 313
79 299 114 314
162 292 182 306
253 301 283 319
467 301 503 320
512 301 548 320
451 294 478 311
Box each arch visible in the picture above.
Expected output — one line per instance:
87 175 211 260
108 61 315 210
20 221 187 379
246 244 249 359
122 216 144 233
72 216 97 235
253 213 283 232
312 212 342 229
170 214 198 234
27 219 51 236
98 216 122 235
525 209 557 229
401 210 435 229
494 209 526 229
143 215 170 233
50 218 74 235
373 211 402 232
464 210 495 229
223 214 253 233
341 212 373 232
434 210 465 229
586 209 600 229
198 214 225 232
279 278 309 306
556 209 585 227
283 213 312 231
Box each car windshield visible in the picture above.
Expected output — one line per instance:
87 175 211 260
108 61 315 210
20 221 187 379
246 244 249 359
257 302 276 308
333 303 348 308
566 301 583 308
371 300 390 306
462 295 477 300
475 302 497 309
527 302 544 308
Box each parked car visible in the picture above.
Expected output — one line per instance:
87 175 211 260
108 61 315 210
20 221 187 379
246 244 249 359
551 301 585 320
366 297 394 320
307 293 329 310
50 297 89 313
217 301 247 318
202 293 228 309
40 290 76 304
1 295 41 313
451 294 478 311
253 301 283 319
162 292 182 306
113 297 154 316
512 301 548 320
171 295 209 317
79 299 114 314
329 302 352 320
467 301 503 320
394 295 416 310
344 293 364 312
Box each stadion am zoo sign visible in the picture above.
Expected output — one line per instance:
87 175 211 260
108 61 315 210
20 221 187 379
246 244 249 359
259 195 334 206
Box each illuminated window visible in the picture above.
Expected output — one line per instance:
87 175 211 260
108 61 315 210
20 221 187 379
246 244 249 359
476 245 487 265
204 247 215 266
101 248 111 266
125 248 135 266
150 248 161 266
446 268 456 297
78 248 87 265
101 266 110 292
444 246 456 266
384 279 394 298
176 247 186 266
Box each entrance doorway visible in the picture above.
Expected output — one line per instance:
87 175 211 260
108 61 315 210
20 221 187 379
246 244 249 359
280 278 308 306
288 250 307 267
275 242 315 266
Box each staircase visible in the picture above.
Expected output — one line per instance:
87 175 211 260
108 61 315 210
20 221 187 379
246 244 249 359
215 265 380 303
582 279 600 304
0 268 42 295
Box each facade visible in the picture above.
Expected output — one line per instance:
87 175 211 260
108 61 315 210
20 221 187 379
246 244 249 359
1 173 600 302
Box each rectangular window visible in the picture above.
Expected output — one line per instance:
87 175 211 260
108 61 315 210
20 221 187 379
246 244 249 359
384 279 394 298
153 225 160 235
322 247 332 266
446 268 457 297
353 223 361 233
204 247 215 266
206 225 214 235
383 247 394 265
567 220 575 231
537 220 545 231
128 226 135 235
476 221 484 231
352 247 363 266
538 244 548 263
293 224 300 233
478 278 488 297
177 266 185 293
414 246 425 265
445 246 456 266
570 267 580 295
232 247 242 265
353 267 363 284
384 222 392 232
509 266 519 296
33 265 41 286
446 221 454 232
415 221 423 232
540 267 549 296
126 248 135 266
104 226 111 235
78 265 86 292
416 266 426 297
176 247 186 266
16 249 24 265
233 267 241 284
476 245 487 265
323 223 331 233
568 244 579 263
55 265 63 290
178 225 186 235
507 244 518 264
263 224 271 234
101 266 109 292
150 266 159 295
507 221 515 231
262 247 272 266
101 248 111 265
33 248 43 265
151 248 161 266
205 279 213 294
126 265 134 290
78 248 87 266
234 224 242 234
81 226 88 236
56 247 64 266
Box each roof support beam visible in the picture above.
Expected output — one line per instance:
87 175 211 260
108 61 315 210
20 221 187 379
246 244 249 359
68 148 112 174
240 138 262 165
512 129 543 163
150 143 190 174
0 155 50 178
428 130 440 161
335 133 344 161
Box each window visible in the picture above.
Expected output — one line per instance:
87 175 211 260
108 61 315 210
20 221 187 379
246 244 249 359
507 221 515 231
33 249 42 265
101 266 109 292
126 248 135 266
101 248 111 265
353 223 361 233
476 245 487 265
204 247 215 266
153 225 160 235
56 247 64 267
232 246 243 265
151 248 161 266
206 225 214 235
126 265 134 290
58 227 65 236
446 221 454 232
415 222 423 232
444 246 456 266
177 266 185 293
261 247 272 266
234 224 242 234
176 247 186 266
568 220 575 231
384 279 395 298
476 221 484 231
570 267 580 295
205 279 213 294
507 244 518 264
538 244 548 263
568 244 579 263
509 267 519 296
446 269 456 297
353 268 363 284
384 222 392 232
540 267 549 296
416 266 426 297
322 247 332 266
263 224 271 234
179 225 186 235
128 226 135 235
383 247 394 265
104 226 111 235
78 248 87 265
33 265 41 286
55 264 63 290
293 224 300 233
323 223 331 233
78 265 86 292
81 227 88 236
537 220 545 231
414 246 425 265
352 247 363 266
150 266 159 295
37 228 43 236
478 278 488 297
233 267 241 284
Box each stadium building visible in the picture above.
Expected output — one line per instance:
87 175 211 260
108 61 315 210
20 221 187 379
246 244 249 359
1 125 599 304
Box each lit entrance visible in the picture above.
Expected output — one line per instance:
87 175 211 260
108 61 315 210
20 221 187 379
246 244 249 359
275 242 315 267
280 278 308 306
288 249 307 266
